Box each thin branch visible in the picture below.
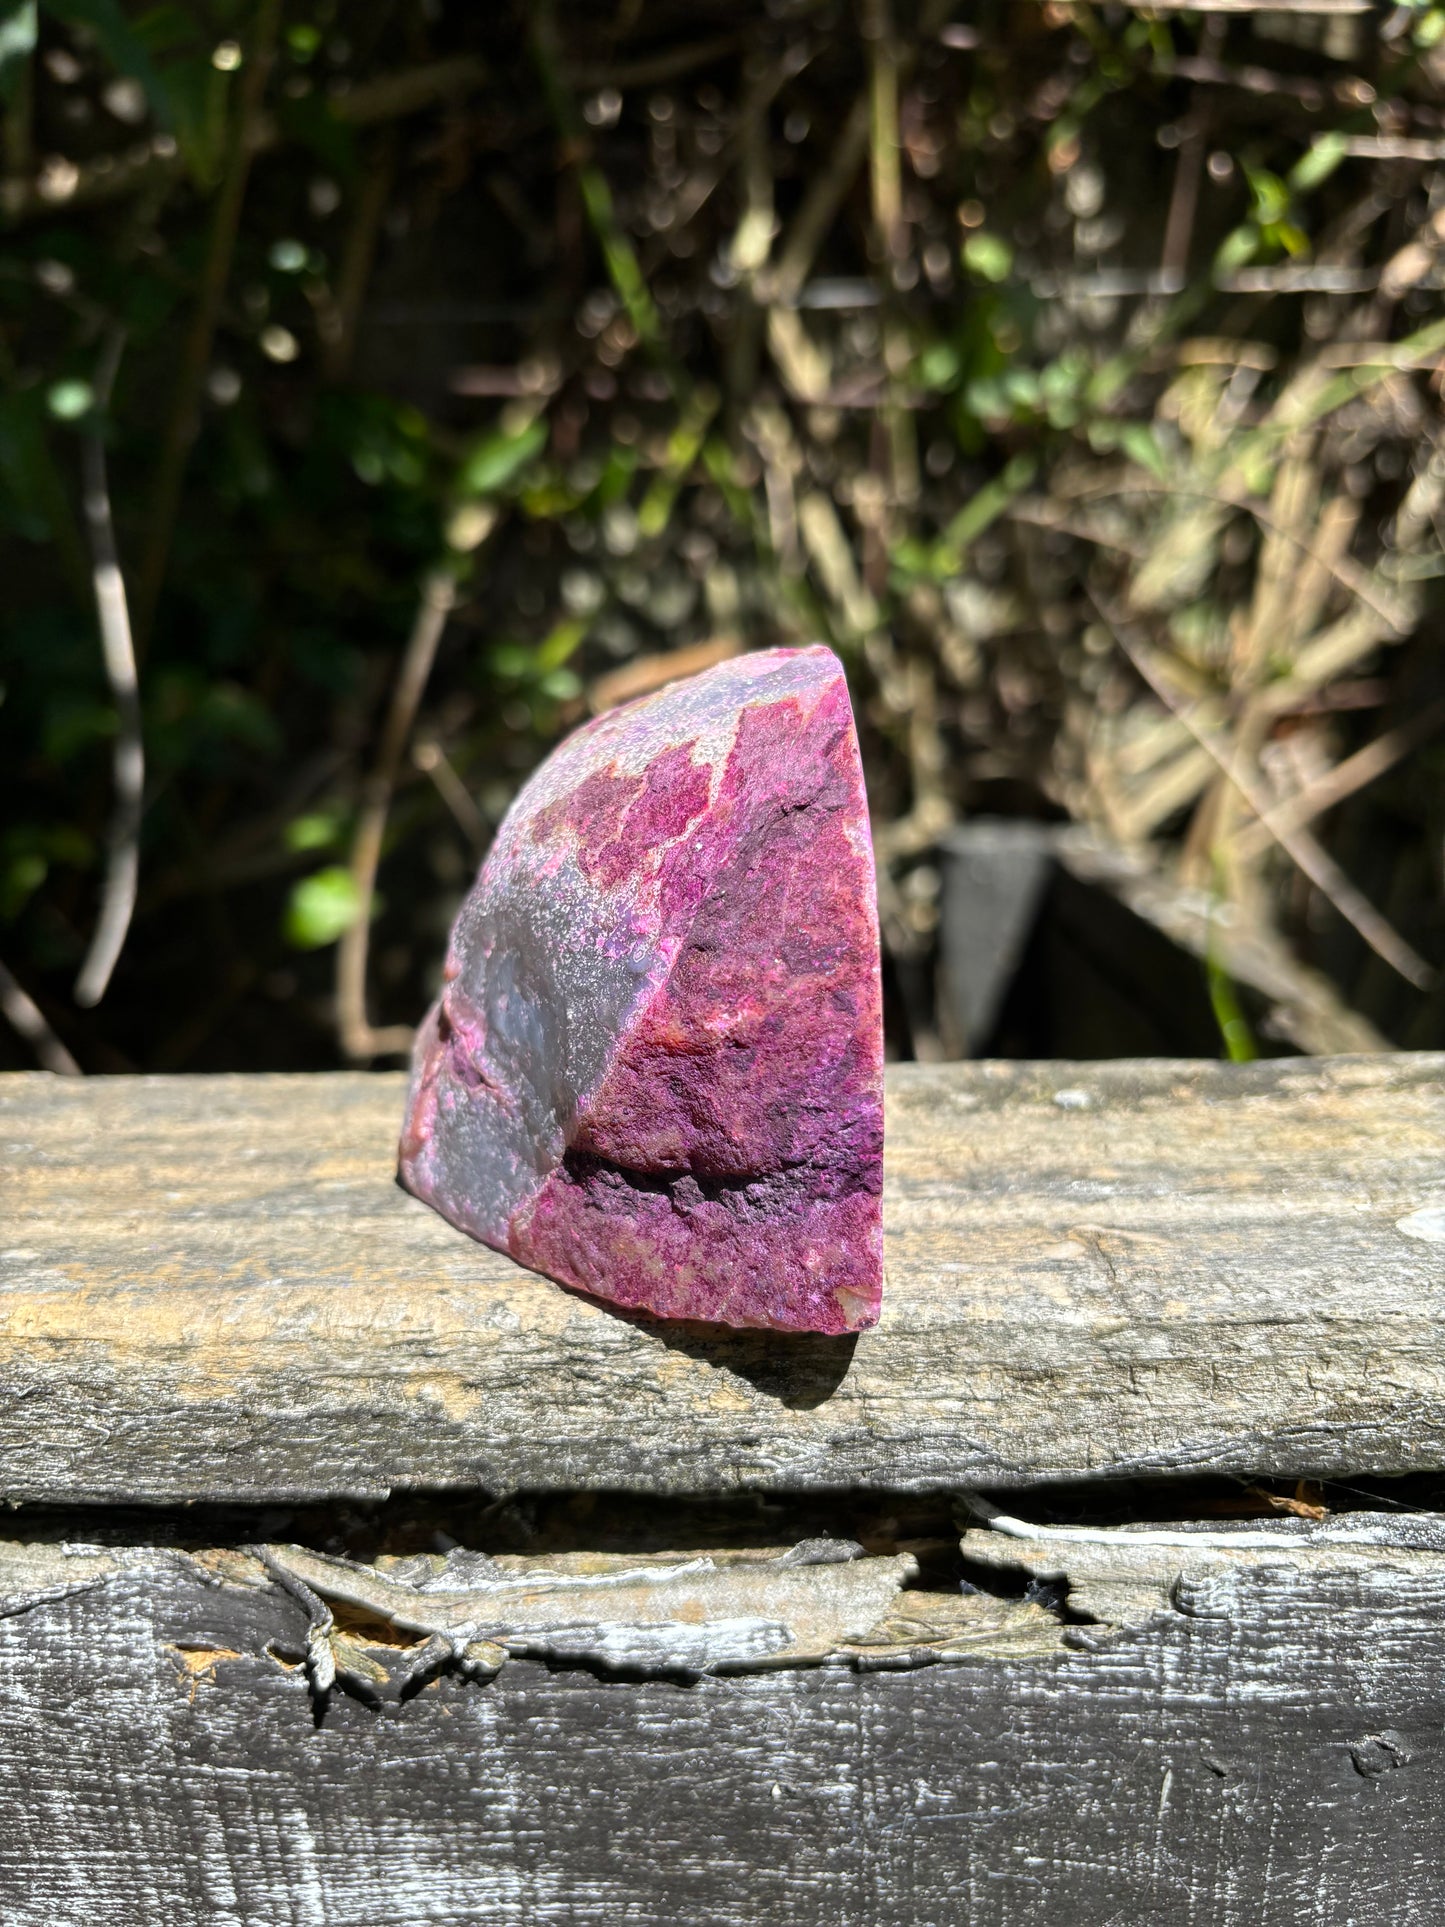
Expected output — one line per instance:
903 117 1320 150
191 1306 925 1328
2 56 489 227
1159 116 1205 288
337 568 458 1062
1064 475 1412 637
761 0 953 309
530 0 670 378
0 960 81 1075
0 14 32 224
1232 697 1445 862
1114 0 1371 11
1159 18 1219 291
320 127 397 385
571 31 745 90
864 0 903 270
412 737 488 856
1340 136 1445 161
1166 53 1331 108
763 95 870 308
313 56 485 132
721 40 784 411
74 327 143 1010
863 0 917 509
1091 594 1437 993
1379 204 1445 301
1024 264 1380 297
131 0 282 656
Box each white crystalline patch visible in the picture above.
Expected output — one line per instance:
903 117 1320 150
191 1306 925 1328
1395 1205 1445 1244
1052 1088 1092 1111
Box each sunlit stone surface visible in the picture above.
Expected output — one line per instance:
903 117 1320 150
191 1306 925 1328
398 645 883 1333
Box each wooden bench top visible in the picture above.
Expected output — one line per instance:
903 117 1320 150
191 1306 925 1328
2 1055 1443 1504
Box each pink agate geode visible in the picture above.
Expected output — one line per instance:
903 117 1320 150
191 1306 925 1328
398 644 883 1333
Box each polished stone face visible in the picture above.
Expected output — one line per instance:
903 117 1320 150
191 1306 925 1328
398 644 884 1333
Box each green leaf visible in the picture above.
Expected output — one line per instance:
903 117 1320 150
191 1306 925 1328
1117 422 1167 479
0 850 47 922
577 165 662 352
45 380 94 421
1289 133 1347 197
1242 164 1290 228
490 643 532 680
1268 221 1309 260
962 375 1010 421
916 342 961 391
592 443 637 509
284 810 343 853
534 617 588 674
284 866 363 949
456 419 547 498
962 231 1014 284
1213 223 1259 276
43 0 174 127
1084 354 1133 410
0 2 36 110
636 384 718 538
925 453 1037 578
1038 352 1088 409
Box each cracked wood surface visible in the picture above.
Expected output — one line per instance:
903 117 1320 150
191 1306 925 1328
0 1518 1443 1923
1 1054 1443 1503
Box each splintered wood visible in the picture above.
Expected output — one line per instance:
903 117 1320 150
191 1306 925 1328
0 1516 1441 1923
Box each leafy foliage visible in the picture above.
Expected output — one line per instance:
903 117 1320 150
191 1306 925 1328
2 0 1443 1070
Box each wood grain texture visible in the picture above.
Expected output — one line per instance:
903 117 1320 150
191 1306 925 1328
2 1519 1445 1924
2 1055 1443 1503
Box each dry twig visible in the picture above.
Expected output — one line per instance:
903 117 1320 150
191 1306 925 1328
0 960 80 1075
320 129 398 385
132 0 282 654
1067 475 1412 638
1232 698 1445 861
2 55 489 227
337 568 458 1061
412 739 488 856
74 328 142 1010
1091 594 1437 993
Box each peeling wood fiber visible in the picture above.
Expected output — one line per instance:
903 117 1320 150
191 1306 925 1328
1 1519 1445 1924
2 1056 1444 1501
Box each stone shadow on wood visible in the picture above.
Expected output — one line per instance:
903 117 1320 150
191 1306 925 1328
654 1322 861 1408
562 1285 860 1407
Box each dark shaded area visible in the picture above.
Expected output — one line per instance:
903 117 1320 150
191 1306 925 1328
940 820 1252 1057
558 1279 864 1405
4 1469 1439 1564
641 1319 862 1407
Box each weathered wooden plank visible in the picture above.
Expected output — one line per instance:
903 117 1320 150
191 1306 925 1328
2 1056 1443 1502
0 1518 1443 1924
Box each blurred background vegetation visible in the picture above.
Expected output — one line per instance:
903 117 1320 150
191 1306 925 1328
2 0 1444 1074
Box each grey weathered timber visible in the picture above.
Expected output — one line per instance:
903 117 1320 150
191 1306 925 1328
1 1516 1444 1924
2 1056 1444 1502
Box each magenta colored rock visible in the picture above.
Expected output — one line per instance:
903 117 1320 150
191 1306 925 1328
398 644 883 1334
